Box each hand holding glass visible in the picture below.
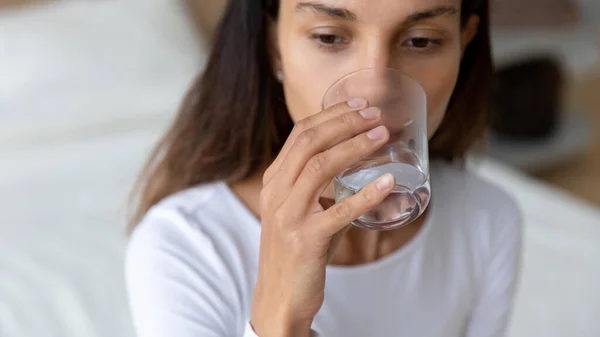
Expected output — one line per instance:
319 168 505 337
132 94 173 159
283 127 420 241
323 68 430 231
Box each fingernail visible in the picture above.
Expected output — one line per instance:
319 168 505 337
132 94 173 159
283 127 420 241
359 107 380 120
376 174 394 191
347 97 367 109
367 125 387 140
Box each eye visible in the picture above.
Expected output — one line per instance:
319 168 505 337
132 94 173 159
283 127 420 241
311 33 348 51
318 34 342 44
403 37 443 50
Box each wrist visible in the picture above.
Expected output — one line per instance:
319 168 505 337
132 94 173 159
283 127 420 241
251 314 313 337
281 320 313 337
251 285 316 337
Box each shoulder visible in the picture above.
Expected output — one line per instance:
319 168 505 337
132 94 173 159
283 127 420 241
127 179 261 258
129 180 258 242
143 181 225 224
126 182 231 278
125 182 256 336
127 183 218 257
126 181 261 283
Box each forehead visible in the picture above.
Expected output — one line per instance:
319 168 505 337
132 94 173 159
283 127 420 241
280 0 462 20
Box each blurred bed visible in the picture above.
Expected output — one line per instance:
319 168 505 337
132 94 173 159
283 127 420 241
0 1 598 337
0 1 203 336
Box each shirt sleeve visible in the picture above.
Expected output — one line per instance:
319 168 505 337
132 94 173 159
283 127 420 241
465 202 523 337
243 322 259 337
125 209 244 337
243 322 320 337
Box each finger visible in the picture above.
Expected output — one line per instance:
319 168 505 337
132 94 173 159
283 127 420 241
311 173 396 237
272 107 383 196
288 125 390 212
263 97 368 185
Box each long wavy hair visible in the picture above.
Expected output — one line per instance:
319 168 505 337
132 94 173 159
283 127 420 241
129 0 493 231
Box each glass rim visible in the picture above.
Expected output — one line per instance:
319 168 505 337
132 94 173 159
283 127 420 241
321 67 426 110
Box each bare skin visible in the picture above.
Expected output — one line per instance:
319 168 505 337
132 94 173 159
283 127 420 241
229 0 480 335
231 168 425 266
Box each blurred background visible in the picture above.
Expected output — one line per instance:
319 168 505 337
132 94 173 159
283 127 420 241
0 0 598 336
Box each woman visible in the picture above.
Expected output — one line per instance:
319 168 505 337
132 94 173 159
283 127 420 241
126 0 522 336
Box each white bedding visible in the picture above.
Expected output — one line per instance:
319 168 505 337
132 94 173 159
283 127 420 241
1 1 599 337
470 159 600 337
0 1 202 336
0 0 205 146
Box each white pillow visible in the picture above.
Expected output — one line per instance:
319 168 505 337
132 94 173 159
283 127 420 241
0 0 207 146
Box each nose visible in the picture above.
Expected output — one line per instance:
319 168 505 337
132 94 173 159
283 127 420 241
360 39 393 70
351 39 397 98
361 46 392 68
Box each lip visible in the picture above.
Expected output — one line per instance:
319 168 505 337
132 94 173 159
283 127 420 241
386 128 404 144
383 119 412 143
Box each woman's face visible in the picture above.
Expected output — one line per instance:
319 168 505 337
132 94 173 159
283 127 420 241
272 0 479 137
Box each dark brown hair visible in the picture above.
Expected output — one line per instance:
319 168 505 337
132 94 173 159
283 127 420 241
129 0 493 230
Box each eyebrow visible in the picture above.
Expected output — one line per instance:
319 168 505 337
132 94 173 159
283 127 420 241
296 2 357 21
404 5 458 24
295 2 458 24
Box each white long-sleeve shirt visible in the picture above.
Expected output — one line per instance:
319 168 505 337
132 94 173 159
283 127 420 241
126 161 522 337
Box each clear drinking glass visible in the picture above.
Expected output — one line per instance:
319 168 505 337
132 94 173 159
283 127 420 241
323 68 430 231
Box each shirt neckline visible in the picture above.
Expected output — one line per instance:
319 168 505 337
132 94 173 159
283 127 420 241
325 201 435 276
219 180 436 275
218 181 262 229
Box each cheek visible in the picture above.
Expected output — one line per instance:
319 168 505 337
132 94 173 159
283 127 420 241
409 54 461 139
279 41 341 123
277 28 357 123
425 67 459 138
